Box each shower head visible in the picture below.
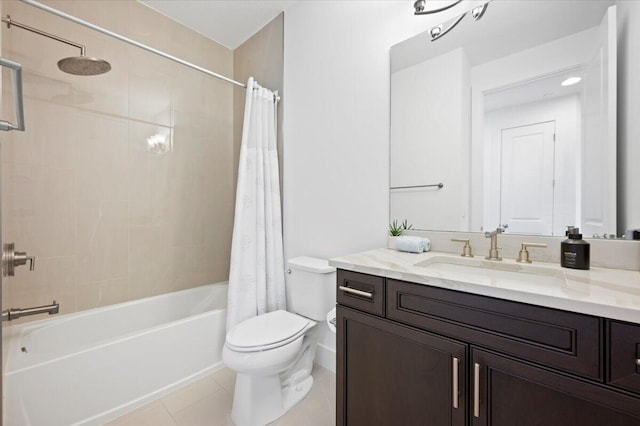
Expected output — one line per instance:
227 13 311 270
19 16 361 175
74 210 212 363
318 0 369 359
2 15 111 76
57 56 111 76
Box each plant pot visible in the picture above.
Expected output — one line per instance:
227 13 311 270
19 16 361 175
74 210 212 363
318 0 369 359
388 236 400 250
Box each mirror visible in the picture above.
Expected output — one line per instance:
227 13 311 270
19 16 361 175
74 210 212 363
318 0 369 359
390 0 619 237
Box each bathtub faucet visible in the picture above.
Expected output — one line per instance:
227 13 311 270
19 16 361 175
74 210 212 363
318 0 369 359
2 301 59 322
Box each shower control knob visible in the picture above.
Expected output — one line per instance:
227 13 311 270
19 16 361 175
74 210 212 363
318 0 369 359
2 243 35 277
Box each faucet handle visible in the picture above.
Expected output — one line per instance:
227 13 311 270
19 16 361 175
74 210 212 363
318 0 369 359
451 239 474 257
517 243 547 263
485 226 505 237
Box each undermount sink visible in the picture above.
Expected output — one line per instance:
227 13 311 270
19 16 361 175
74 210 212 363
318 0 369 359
414 256 567 288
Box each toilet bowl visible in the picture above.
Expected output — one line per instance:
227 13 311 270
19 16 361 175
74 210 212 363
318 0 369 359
223 257 336 426
223 310 318 425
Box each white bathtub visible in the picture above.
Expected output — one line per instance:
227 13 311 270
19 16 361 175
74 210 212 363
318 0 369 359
3 283 228 426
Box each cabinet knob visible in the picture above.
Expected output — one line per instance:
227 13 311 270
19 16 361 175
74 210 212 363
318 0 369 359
635 358 640 366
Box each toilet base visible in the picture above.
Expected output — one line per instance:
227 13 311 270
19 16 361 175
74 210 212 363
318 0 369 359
227 325 319 426
230 374 313 426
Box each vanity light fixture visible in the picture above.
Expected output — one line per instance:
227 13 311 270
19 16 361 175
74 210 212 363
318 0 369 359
561 76 582 86
413 0 463 15
415 1 490 42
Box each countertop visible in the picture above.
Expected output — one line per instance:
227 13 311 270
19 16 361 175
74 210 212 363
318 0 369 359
329 248 640 323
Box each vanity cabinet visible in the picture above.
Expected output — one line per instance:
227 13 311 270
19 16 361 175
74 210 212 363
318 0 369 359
336 269 640 426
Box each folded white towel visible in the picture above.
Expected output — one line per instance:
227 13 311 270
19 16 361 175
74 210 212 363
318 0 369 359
396 236 430 253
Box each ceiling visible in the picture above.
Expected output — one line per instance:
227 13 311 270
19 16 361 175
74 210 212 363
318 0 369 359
138 0 298 49
391 0 615 72
484 68 585 112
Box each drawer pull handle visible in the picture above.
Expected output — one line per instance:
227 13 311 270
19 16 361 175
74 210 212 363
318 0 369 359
473 362 481 418
452 357 459 409
339 285 373 299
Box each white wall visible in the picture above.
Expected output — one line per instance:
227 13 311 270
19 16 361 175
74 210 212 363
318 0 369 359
282 1 443 371
283 2 433 262
390 48 471 231
617 0 640 232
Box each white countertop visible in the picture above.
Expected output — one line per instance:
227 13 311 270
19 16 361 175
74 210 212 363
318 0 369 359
329 248 640 324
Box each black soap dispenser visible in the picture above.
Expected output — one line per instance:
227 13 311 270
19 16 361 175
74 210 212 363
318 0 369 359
561 226 590 270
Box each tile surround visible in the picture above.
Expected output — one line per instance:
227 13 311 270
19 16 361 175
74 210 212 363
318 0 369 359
1 0 234 321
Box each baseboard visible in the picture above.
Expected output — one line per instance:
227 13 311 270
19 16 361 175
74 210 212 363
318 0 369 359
315 343 336 373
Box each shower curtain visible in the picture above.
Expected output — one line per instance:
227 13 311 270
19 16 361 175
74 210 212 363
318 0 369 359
226 77 286 331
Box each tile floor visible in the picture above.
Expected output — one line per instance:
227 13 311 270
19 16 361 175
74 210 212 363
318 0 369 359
106 364 336 426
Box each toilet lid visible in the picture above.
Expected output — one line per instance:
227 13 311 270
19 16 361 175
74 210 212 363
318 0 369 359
226 310 313 352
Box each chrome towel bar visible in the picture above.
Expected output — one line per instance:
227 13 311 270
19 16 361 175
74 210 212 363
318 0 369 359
390 183 444 190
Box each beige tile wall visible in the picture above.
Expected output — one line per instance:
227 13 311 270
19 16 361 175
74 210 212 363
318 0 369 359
233 13 284 196
1 0 235 322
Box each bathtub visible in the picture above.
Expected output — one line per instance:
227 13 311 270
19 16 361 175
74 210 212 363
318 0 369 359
3 283 228 426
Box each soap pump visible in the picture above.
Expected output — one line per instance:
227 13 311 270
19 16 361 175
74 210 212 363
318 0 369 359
561 226 590 270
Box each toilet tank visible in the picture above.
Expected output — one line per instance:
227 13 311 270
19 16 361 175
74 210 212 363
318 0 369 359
286 257 336 321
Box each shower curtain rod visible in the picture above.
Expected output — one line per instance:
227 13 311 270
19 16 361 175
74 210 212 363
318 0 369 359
19 0 280 101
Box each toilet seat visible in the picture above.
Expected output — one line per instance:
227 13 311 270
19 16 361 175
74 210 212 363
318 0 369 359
226 310 314 353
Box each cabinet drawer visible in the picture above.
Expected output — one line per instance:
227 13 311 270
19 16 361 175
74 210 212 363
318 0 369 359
337 270 385 316
608 320 640 394
387 279 602 380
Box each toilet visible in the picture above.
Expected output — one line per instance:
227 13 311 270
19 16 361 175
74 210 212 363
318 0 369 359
222 256 336 426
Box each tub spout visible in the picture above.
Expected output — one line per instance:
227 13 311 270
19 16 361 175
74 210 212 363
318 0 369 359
2 301 59 322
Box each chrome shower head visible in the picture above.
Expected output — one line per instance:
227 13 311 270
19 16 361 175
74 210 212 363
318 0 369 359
3 15 111 76
57 56 111 76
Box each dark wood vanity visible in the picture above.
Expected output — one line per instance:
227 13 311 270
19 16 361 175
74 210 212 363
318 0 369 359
336 269 640 425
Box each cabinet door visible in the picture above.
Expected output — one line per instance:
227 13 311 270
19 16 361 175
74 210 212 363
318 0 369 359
337 306 466 426
609 320 640 394
471 348 640 426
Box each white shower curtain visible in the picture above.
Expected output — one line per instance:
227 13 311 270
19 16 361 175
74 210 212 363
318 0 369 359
226 77 286 331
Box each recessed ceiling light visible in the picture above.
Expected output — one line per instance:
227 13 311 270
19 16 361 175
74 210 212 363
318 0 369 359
561 77 582 87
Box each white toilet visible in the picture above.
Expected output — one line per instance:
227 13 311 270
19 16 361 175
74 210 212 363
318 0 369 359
222 256 336 426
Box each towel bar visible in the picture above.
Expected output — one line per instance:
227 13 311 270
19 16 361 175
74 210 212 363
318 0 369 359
390 183 444 190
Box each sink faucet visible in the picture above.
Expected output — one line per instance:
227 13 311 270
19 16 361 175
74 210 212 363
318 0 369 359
484 227 504 260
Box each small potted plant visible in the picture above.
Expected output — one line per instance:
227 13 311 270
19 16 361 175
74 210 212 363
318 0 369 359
388 219 413 249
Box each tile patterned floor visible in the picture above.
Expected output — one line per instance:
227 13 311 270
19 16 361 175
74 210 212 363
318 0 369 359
106 364 336 426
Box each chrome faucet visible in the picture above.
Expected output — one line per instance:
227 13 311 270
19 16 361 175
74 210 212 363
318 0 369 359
484 227 504 260
2 300 59 322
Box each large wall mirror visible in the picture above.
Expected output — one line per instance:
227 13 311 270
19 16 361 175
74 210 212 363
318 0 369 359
390 0 620 237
